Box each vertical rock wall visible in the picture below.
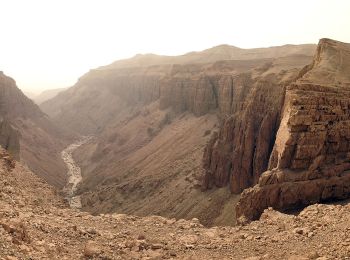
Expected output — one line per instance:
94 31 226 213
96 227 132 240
236 39 350 221
202 74 287 193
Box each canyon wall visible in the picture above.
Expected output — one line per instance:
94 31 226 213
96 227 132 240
41 43 315 224
202 73 285 193
236 38 350 221
42 43 315 135
0 72 72 187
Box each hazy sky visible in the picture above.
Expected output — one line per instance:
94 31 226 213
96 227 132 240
1 0 350 94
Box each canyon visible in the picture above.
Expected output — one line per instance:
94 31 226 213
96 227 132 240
39 42 318 225
0 72 72 187
39 39 350 225
1 38 350 259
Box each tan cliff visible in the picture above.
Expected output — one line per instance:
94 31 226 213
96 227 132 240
40 43 315 225
236 38 350 221
41 44 315 135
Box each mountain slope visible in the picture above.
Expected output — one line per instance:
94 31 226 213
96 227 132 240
0 71 72 187
40 43 316 225
1 148 350 260
33 87 67 105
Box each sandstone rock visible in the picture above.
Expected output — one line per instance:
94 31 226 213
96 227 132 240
5 256 18 260
137 234 146 240
0 218 30 244
83 241 101 257
202 74 285 193
151 243 163 250
236 39 350 222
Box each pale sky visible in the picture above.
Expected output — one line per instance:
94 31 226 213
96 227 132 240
1 0 350 94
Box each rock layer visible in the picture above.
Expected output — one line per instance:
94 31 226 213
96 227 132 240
202 74 286 193
40 44 315 223
236 39 350 221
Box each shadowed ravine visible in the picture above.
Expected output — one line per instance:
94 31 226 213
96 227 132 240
61 136 92 208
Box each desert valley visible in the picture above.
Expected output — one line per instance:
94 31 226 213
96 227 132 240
1 1 350 258
1 37 350 259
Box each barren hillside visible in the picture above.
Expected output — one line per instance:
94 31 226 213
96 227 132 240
1 149 350 260
0 72 72 187
40 43 317 225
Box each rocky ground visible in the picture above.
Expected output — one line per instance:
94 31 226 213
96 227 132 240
1 149 350 260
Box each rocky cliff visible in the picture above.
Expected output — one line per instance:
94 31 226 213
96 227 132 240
41 44 315 135
236 38 350 221
202 73 285 193
40 43 315 225
0 72 72 187
201 54 319 193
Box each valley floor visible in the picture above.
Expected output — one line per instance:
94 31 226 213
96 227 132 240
1 150 350 260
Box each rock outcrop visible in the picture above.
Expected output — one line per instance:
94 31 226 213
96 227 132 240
236 38 350 221
0 72 72 187
1 147 350 259
202 73 286 193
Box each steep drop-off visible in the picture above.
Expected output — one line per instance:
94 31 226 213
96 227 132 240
41 44 315 134
41 44 315 225
0 71 71 187
236 38 350 221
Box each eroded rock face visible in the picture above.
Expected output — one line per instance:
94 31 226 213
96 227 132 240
236 38 350 221
202 74 286 193
39 43 315 223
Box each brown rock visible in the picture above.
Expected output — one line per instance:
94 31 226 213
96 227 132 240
1 219 30 244
151 243 163 250
202 74 284 193
236 39 350 222
83 240 101 257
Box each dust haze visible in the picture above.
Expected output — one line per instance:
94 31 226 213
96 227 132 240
0 1 350 259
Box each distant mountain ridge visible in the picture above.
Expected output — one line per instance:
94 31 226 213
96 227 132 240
100 43 316 69
33 87 67 104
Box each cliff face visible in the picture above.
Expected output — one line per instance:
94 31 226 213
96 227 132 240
41 67 168 134
0 72 71 187
202 73 286 193
41 44 315 135
40 43 316 225
236 39 350 221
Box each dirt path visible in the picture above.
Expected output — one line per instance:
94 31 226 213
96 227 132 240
61 136 91 209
